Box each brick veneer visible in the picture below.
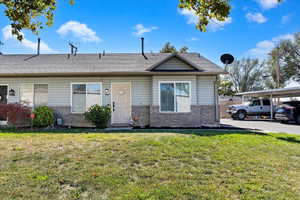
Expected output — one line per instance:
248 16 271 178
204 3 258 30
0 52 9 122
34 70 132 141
149 105 218 128
51 107 95 127
131 106 150 127
50 105 218 128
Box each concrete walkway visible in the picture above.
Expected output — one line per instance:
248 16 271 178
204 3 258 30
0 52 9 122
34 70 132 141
221 119 300 135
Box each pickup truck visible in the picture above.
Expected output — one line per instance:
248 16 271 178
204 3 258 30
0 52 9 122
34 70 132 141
227 99 273 120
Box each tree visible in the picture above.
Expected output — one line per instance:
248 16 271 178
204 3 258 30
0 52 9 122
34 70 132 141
160 42 189 53
179 46 189 53
274 33 300 82
225 58 265 93
0 0 74 40
264 47 287 89
218 78 236 96
0 0 282 40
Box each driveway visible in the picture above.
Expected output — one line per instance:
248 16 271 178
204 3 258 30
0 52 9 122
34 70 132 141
221 119 300 135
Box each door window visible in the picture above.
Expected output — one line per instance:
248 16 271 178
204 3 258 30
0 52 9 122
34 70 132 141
0 85 8 104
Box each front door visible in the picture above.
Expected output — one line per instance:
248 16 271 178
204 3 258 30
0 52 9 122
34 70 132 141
0 85 8 122
111 83 131 124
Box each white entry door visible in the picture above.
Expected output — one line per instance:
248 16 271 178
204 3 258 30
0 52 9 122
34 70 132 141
111 83 131 124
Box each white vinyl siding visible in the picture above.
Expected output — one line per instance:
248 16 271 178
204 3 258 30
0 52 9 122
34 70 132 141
0 77 152 107
153 76 197 106
0 75 217 108
197 76 216 105
154 57 195 71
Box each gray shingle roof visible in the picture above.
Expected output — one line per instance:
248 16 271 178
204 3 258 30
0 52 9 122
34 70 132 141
0 53 225 76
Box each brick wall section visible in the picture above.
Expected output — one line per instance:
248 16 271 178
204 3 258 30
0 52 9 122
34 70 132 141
51 107 95 127
131 106 150 127
149 105 217 128
51 105 218 128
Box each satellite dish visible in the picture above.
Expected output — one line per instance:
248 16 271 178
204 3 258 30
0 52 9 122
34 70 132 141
220 54 234 65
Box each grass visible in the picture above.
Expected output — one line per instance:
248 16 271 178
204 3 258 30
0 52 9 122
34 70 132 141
0 130 300 200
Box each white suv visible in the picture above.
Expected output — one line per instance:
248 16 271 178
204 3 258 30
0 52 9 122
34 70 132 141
227 99 272 120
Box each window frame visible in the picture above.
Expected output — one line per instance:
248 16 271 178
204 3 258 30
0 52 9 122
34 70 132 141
70 82 103 114
33 83 49 108
158 81 192 113
0 84 9 124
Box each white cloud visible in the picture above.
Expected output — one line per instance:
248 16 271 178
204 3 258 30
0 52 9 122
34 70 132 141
178 9 232 31
133 24 158 36
255 0 281 9
247 33 294 59
281 14 292 24
178 9 198 25
207 18 232 32
57 21 101 42
190 37 199 41
2 25 56 53
246 12 267 24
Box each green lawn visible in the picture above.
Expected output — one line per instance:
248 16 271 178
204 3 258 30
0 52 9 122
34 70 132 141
1 130 300 200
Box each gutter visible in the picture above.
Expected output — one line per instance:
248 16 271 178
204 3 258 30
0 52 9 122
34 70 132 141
0 71 227 78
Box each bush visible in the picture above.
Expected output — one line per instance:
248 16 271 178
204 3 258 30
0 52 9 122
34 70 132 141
33 106 55 127
0 103 31 127
84 105 111 128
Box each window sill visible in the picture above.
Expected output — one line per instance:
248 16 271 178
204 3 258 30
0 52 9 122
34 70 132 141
159 111 191 114
71 112 85 114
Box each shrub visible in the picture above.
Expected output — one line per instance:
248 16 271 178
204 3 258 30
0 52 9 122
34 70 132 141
84 105 111 128
33 106 55 127
0 103 31 127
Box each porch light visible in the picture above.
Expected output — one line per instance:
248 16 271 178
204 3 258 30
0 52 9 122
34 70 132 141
105 89 110 95
9 89 15 96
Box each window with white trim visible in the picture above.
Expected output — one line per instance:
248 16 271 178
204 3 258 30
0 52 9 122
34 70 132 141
160 81 191 112
34 84 48 107
71 83 102 113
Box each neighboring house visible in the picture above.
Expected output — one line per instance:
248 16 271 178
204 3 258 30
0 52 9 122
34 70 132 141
0 52 225 127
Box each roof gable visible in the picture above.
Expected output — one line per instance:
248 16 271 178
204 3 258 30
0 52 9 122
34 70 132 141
147 53 203 72
0 53 225 76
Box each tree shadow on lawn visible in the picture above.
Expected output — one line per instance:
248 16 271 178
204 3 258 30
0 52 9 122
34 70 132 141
0 126 265 136
1 126 300 145
276 136 300 144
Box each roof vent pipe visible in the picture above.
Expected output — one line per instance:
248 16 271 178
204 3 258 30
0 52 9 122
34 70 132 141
69 43 78 56
37 38 41 55
141 37 148 59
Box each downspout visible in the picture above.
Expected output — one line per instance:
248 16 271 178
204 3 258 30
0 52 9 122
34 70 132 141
214 76 219 122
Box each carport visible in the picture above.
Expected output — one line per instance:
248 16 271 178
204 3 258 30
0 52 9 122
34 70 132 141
237 86 300 119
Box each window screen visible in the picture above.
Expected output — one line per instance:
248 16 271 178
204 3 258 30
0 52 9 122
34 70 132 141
72 83 102 113
160 83 175 112
160 82 190 112
34 84 48 107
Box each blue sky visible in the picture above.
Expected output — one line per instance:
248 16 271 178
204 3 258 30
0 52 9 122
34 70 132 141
0 0 300 64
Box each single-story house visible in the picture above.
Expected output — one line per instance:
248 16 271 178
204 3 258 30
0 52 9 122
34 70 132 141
0 52 225 127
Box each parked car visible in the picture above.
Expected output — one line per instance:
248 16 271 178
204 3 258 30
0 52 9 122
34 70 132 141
275 101 300 124
227 99 273 120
